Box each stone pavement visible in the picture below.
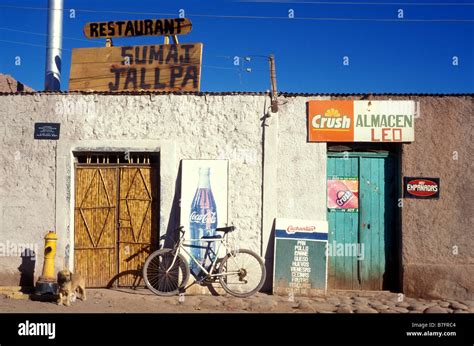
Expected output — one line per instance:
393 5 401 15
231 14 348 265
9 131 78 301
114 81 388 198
0 287 473 313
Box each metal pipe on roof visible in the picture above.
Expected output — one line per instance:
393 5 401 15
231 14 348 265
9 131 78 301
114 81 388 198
44 0 63 91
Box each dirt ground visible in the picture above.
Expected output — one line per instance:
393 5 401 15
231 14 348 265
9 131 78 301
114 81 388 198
1 287 474 313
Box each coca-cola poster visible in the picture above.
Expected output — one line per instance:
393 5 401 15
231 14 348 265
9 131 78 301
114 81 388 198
180 160 229 275
327 177 359 212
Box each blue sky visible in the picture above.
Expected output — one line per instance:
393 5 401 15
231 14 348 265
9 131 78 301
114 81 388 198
0 0 473 93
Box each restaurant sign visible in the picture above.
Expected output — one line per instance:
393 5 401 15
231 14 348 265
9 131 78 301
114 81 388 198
69 43 202 92
403 177 440 199
308 100 416 142
83 18 192 39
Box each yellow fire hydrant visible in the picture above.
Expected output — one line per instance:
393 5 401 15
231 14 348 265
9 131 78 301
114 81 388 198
34 231 58 296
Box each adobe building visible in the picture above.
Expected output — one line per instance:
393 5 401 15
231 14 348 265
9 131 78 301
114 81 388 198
0 74 34 93
0 91 472 300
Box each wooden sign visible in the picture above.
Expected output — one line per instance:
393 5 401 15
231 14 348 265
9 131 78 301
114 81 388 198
69 43 203 92
83 18 192 39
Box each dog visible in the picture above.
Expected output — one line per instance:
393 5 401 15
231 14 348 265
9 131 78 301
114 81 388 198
57 269 86 306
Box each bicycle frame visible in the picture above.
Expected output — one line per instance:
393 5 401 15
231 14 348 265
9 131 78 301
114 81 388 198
166 229 241 278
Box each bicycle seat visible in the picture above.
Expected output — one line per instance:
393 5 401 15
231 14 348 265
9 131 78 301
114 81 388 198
201 234 222 239
215 226 235 233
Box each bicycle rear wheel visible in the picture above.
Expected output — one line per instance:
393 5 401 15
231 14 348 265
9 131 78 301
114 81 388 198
143 248 190 296
218 249 266 298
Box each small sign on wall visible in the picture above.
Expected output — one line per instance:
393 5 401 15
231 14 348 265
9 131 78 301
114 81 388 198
34 123 60 140
403 177 440 199
273 218 328 297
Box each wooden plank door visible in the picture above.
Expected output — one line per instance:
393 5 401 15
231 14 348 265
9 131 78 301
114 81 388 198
75 163 158 288
74 168 118 287
327 152 397 291
359 154 397 290
327 156 360 290
117 167 158 286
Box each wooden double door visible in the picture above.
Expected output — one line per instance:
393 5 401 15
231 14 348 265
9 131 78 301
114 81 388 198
74 165 158 287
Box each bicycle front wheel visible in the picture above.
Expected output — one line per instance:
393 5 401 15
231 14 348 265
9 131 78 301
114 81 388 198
218 249 266 298
143 248 190 296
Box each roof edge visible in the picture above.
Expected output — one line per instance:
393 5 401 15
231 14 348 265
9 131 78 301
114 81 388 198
0 90 473 97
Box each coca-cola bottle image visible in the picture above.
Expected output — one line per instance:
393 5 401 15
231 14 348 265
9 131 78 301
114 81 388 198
189 167 218 277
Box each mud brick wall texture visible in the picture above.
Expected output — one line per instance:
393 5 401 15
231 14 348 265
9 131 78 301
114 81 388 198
400 96 474 300
0 94 268 287
0 74 34 92
0 93 472 301
335 95 474 300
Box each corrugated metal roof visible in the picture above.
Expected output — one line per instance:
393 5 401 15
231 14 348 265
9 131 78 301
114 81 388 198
0 90 473 97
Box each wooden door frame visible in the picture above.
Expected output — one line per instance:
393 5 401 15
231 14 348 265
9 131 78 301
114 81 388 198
327 150 401 291
55 140 170 277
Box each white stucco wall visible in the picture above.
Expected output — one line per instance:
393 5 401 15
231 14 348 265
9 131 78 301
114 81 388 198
0 93 328 289
276 96 328 221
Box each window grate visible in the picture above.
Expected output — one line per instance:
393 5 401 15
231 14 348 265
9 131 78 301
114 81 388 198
74 152 157 165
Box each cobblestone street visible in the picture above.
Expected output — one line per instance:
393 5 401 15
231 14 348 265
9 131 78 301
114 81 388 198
1 288 473 313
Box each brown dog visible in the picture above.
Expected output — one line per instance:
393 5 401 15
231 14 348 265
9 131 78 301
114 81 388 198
57 269 86 306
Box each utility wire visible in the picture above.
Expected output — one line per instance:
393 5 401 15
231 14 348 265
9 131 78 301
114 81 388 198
0 39 71 51
236 1 474 6
0 38 244 73
0 27 272 64
0 27 102 44
0 4 472 22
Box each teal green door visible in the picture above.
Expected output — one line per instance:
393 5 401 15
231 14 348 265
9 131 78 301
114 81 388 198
327 152 398 290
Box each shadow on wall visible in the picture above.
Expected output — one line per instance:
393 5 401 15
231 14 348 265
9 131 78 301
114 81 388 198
163 160 183 249
105 156 161 289
18 249 36 292
262 219 276 292
382 152 401 292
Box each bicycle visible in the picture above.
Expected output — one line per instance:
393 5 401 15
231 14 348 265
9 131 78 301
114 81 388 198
142 225 266 298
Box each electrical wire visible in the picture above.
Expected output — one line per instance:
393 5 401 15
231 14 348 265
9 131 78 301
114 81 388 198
236 1 474 6
0 4 472 22
0 27 271 64
0 38 71 51
0 27 102 45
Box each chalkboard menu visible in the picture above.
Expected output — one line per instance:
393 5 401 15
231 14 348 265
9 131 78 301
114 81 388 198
273 218 328 297
34 123 60 140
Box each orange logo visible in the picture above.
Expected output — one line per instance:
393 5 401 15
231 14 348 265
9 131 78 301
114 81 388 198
308 100 354 142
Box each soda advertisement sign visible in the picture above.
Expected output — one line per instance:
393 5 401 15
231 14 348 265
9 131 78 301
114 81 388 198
180 160 229 276
327 177 359 212
273 218 328 297
308 100 416 142
403 177 440 199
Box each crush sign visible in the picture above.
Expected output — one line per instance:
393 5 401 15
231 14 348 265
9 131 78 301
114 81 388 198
308 100 416 142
